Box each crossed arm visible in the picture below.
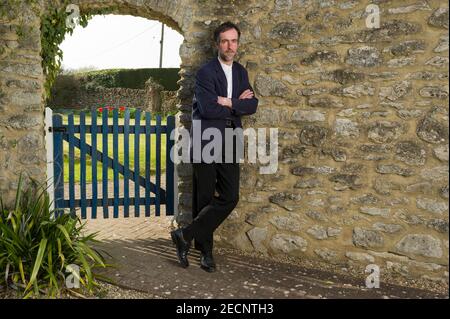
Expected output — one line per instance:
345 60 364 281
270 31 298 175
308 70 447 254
195 67 258 120
217 89 255 113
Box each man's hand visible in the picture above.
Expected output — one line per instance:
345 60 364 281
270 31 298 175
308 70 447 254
217 96 232 109
239 89 254 100
217 89 254 109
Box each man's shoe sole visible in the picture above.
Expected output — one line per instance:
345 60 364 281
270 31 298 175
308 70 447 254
200 264 216 273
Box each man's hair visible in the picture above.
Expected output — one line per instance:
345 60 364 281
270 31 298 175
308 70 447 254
213 21 241 44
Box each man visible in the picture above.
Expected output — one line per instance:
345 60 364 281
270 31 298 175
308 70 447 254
170 21 258 272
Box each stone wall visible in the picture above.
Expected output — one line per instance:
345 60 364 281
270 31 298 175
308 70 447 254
176 0 449 284
161 90 178 114
0 0 448 285
0 2 46 205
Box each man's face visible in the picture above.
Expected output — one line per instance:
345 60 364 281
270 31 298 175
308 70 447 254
216 28 239 62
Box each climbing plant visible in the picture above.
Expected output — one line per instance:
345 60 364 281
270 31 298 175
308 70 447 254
1 0 117 99
40 1 92 99
40 1 120 99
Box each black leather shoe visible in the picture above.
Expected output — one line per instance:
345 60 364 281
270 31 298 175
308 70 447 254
170 229 191 268
200 252 216 273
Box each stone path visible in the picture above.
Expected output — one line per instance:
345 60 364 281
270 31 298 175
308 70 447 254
80 216 447 299
62 179 447 299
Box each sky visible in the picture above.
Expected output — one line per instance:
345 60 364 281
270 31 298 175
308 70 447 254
60 14 184 71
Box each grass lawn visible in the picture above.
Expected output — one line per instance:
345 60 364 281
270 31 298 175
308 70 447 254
62 114 167 183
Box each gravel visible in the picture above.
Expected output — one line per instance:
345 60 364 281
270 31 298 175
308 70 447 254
214 247 449 296
1 281 164 299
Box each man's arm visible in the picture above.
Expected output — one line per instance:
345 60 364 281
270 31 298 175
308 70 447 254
230 69 258 116
194 67 232 120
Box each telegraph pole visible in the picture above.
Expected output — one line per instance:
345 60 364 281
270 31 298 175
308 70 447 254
159 22 164 68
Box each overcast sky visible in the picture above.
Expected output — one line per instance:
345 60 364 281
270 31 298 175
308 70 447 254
60 14 184 71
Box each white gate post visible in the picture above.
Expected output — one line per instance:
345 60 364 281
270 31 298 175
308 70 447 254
44 107 55 211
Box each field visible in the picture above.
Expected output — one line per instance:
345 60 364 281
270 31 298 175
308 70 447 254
61 113 167 183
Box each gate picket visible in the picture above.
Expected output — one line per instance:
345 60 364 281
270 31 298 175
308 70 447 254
166 115 175 215
68 114 75 217
102 109 109 218
80 112 87 219
134 109 141 217
91 110 98 219
113 108 119 218
52 114 64 217
155 114 161 216
123 109 130 218
145 112 151 217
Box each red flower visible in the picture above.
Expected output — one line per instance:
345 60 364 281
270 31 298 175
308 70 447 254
98 107 103 112
119 106 126 112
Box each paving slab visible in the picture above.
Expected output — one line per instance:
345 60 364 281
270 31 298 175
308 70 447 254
82 216 447 299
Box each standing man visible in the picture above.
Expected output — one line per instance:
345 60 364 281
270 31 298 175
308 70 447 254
171 21 258 272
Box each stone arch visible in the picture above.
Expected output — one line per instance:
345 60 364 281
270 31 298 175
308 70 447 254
1 0 215 219
40 0 204 221
73 0 186 34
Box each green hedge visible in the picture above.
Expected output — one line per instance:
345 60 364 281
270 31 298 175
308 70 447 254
47 74 81 107
47 68 180 109
79 68 180 91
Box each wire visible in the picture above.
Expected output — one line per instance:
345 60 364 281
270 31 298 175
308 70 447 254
72 22 161 61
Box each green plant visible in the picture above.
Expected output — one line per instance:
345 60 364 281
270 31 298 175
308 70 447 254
40 1 91 100
40 2 121 100
1 1 119 100
0 174 110 298
47 74 82 107
78 68 181 91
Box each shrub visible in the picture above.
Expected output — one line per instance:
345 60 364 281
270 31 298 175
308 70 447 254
96 106 136 119
0 175 110 298
46 74 81 108
79 68 180 91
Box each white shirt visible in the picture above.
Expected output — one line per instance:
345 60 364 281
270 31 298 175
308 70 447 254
218 57 233 98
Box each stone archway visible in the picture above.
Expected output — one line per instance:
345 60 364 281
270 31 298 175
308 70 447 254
60 0 199 223
1 0 204 224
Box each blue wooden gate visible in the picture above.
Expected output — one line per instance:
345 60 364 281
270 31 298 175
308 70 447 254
50 108 175 219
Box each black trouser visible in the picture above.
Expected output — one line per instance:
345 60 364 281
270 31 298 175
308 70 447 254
182 129 240 254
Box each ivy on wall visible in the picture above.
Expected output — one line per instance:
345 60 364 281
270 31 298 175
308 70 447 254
40 1 91 99
1 0 117 99
41 1 121 99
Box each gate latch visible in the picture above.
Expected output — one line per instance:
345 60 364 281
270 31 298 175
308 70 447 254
49 126 67 133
